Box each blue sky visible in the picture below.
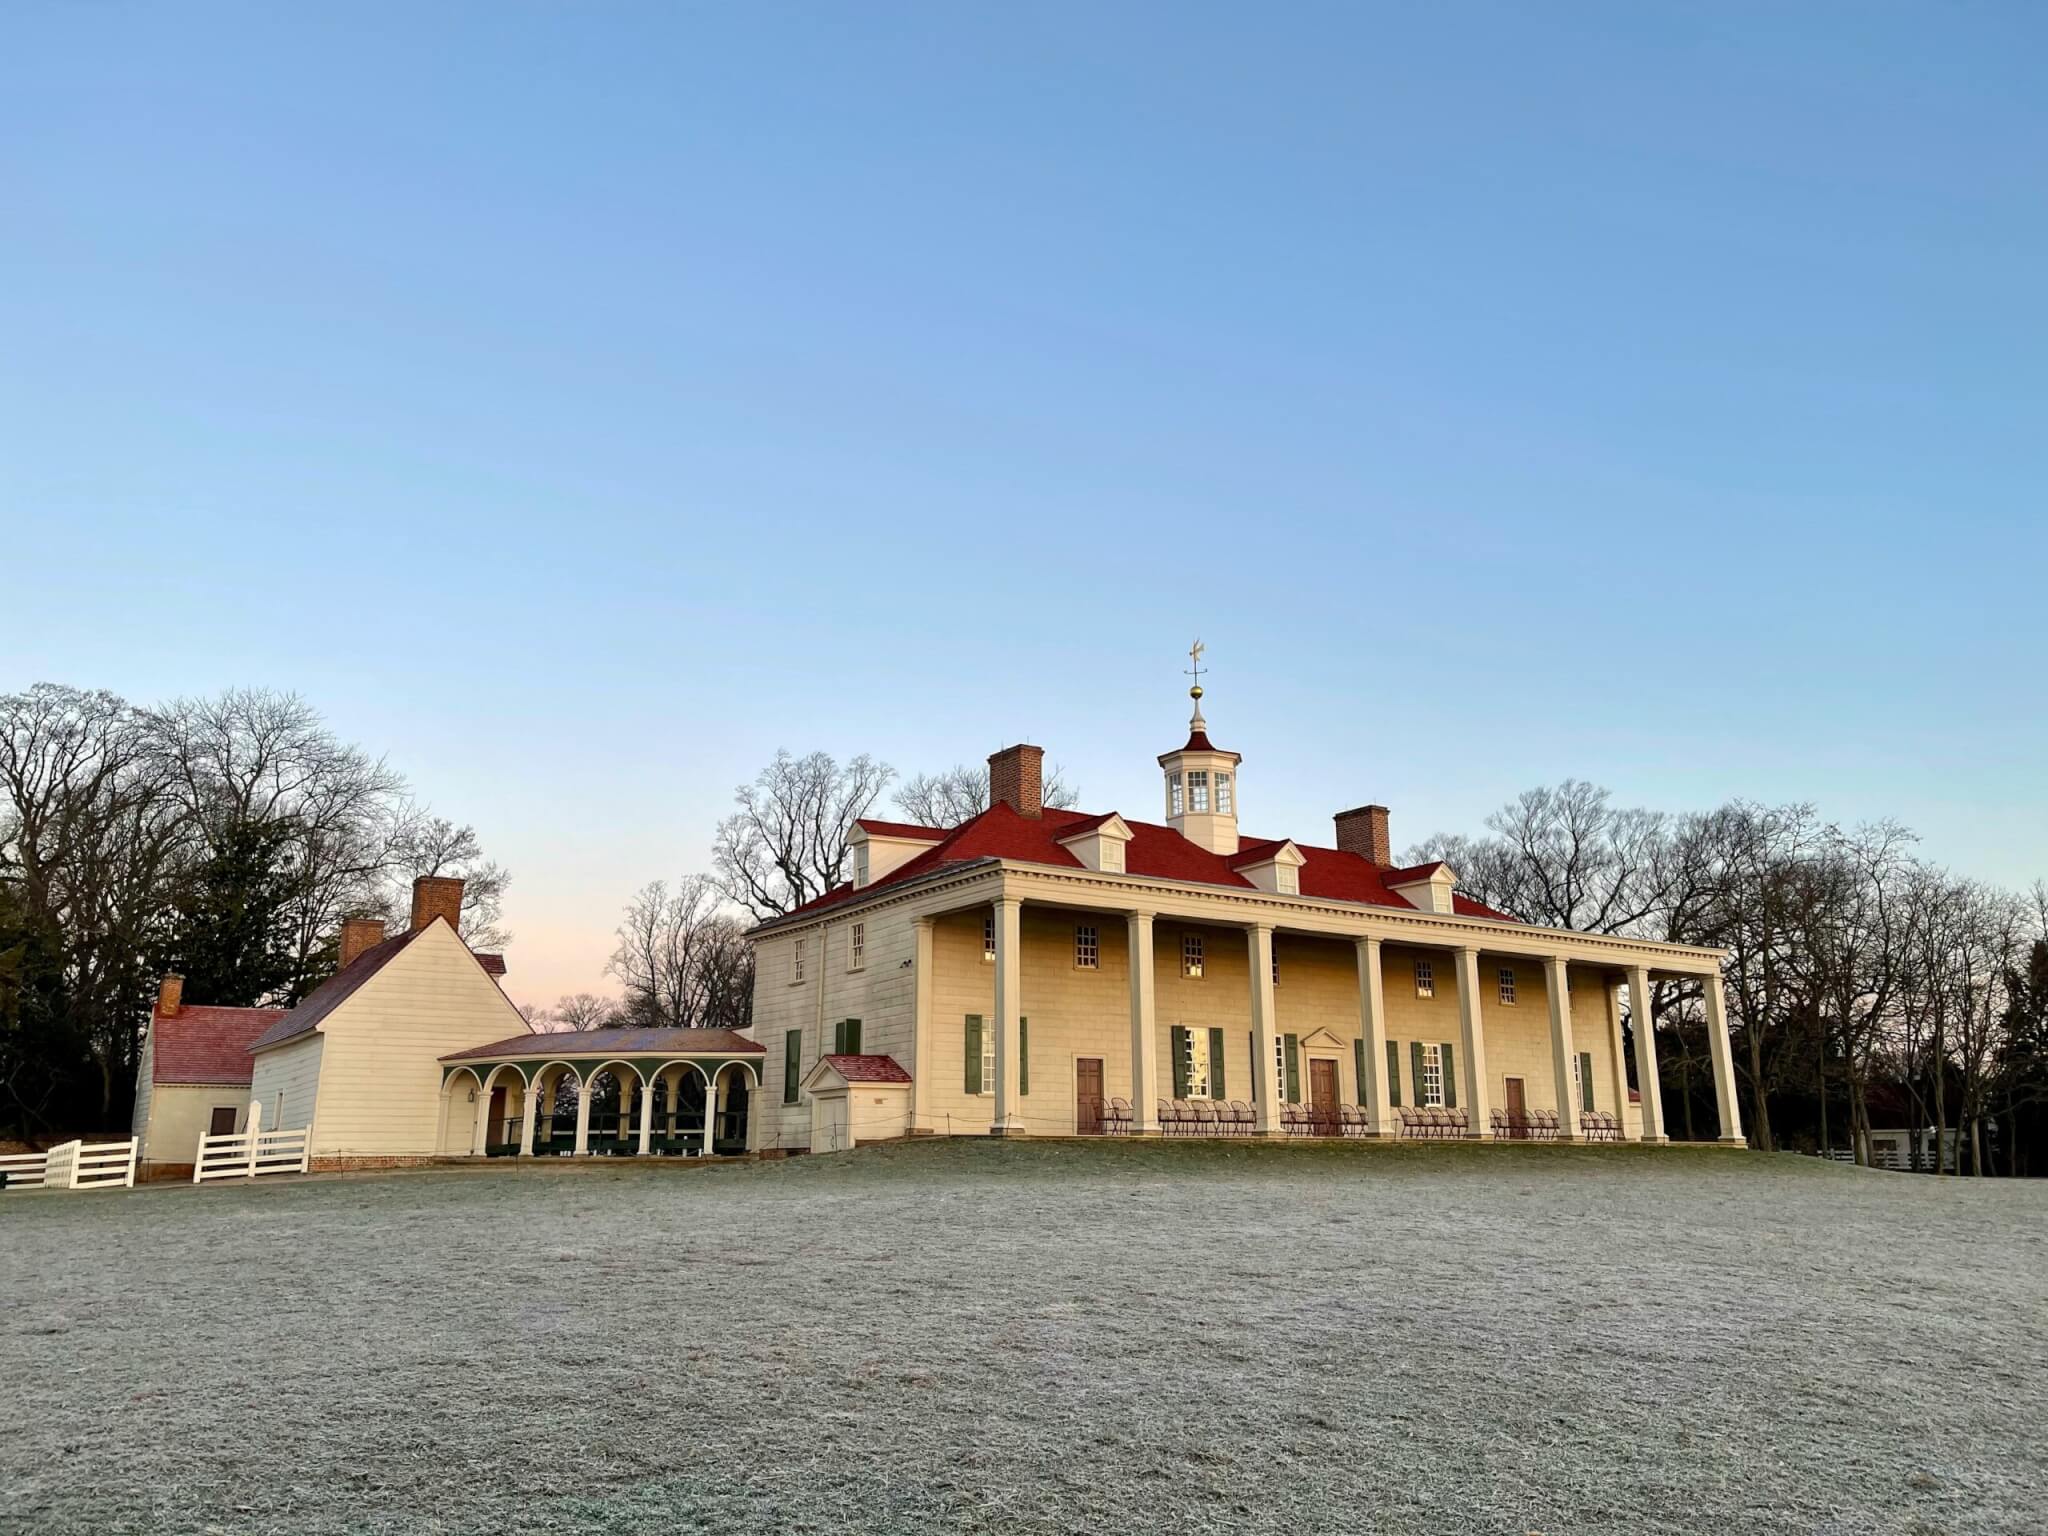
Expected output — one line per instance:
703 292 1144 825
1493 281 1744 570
5 3 2043 1003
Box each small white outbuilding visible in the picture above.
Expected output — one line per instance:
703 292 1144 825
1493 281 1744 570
800 1054 914 1153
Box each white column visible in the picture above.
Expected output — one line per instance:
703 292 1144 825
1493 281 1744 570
1626 966 1666 1142
1128 911 1159 1133
910 917 935 1132
1704 971 1746 1146
1602 979 1633 1139
518 1077 538 1157
573 1074 592 1155
636 1073 654 1156
1354 936 1394 1135
1453 947 1494 1139
1546 957 1581 1142
703 1069 718 1156
1248 922 1281 1134
990 897 1026 1134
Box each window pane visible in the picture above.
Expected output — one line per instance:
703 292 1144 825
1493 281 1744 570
1216 773 1233 814
1189 770 1209 813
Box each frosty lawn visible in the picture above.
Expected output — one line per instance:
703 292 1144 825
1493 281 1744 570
3 1141 2044 1536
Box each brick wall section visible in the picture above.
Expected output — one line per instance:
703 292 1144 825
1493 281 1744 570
1333 805 1392 867
987 744 1044 818
409 876 465 934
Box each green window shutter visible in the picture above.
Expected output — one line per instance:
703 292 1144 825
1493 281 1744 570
1020 1018 1029 1096
964 1016 983 1095
1580 1051 1594 1113
1283 1034 1300 1103
834 1018 862 1055
783 1030 801 1105
1440 1042 1457 1109
1386 1039 1401 1107
1170 1026 1189 1097
1354 1040 1367 1104
1208 1027 1226 1099
1411 1041 1427 1105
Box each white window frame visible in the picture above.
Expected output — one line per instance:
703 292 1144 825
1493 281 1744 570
1075 924 1099 970
1102 840 1124 873
983 912 996 963
848 922 865 971
792 937 807 984
1420 1042 1445 1107
1168 771 1184 818
1184 1028 1213 1099
1414 959 1433 998
1181 932 1204 979
1188 769 1210 813
1216 772 1233 815
980 1028 995 1096
1498 966 1517 1005
1277 866 1298 896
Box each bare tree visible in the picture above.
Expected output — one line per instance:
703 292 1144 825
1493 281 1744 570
528 992 623 1033
385 812 510 950
893 760 1080 827
608 875 754 1032
710 750 894 919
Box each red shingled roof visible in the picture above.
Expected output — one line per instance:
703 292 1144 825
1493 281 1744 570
819 1053 913 1084
441 1026 764 1063
151 1005 288 1085
474 952 507 977
773 802 1517 925
855 818 948 841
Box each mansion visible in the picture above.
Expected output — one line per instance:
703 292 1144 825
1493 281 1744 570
748 690 1744 1153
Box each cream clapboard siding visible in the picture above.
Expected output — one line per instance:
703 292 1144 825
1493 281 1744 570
756 899 1640 1148
130 1027 155 1144
139 1083 250 1167
300 922 530 1157
250 1034 324 1136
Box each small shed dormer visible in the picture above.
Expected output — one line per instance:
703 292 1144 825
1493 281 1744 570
1056 813 1135 874
1158 677 1241 857
1389 862 1459 916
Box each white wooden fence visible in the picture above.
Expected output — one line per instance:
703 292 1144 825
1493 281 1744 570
193 1101 310 1183
0 1137 137 1192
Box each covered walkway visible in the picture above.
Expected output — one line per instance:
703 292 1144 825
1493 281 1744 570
436 1027 765 1158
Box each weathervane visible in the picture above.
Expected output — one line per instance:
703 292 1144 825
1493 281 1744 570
1185 638 1206 703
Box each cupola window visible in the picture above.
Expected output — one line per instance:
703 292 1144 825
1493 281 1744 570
1216 773 1233 815
1189 771 1210 813
1169 771 1184 818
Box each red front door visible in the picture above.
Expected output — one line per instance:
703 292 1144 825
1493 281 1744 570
1310 1059 1339 1135
1504 1077 1527 1139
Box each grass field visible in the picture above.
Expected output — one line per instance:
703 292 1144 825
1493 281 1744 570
3 1140 2044 1535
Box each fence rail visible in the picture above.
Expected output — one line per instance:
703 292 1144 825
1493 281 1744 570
193 1103 310 1183
1 1138 136 1192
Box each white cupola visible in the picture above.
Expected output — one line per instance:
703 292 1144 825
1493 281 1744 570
1157 647 1241 856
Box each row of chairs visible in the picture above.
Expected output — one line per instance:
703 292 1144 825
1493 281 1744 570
1488 1109 1627 1141
1395 1106 1471 1139
1155 1099 1259 1136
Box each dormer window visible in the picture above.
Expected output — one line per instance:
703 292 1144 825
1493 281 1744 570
1277 865 1298 896
1189 770 1210 813
1103 840 1124 873
1216 773 1233 815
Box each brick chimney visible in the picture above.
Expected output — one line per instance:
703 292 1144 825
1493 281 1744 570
157 974 184 1018
410 875 465 934
340 916 387 969
988 743 1044 818
1334 804 1392 868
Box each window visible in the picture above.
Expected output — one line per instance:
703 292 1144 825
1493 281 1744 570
1277 866 1298 896
1182 932 1204 978
1183 1028 1213 1098
792 938 807 984
1169 771 1185 817
1420 1042 1445 1107
1102 840 1124 873
783 1030 802 1103
983 912 996 962
1497 966 1517 1005
1189 770 1210 813
1415 960 1433 998
1075 924 1099 969
208 1105 237 1137
1216 773 1233 815
981 1026 996 1095
848 922 865 970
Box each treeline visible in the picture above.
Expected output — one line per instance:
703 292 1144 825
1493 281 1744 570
0 684 506 1138
1411 783 2048 1173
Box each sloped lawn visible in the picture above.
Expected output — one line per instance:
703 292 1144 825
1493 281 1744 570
2 1140 2044 1535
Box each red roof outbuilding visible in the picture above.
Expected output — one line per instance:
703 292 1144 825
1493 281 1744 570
151 1005 288 1086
